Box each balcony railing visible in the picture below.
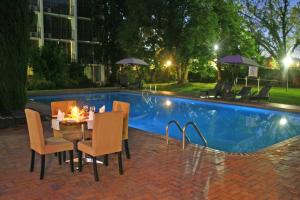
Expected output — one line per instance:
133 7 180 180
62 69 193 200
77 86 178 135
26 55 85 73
44 33 52 38
44 6 73 16
29 4 39 12
30 31 40 38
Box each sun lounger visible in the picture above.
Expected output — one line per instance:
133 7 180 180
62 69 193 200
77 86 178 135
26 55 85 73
200 81 224 98
235 86 252 100
250 85 272 101
223 86 252 100
217 82 233 98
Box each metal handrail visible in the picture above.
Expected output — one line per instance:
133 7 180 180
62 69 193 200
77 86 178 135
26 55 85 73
165 120 191 145
141 91 153 105
183 121 208 149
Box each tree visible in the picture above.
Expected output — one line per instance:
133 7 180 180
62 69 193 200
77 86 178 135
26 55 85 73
29 43 69 88
0 0 31 110
241 0 300 67
119 0 259 83
214 0 260 81
93 0 127 85
119 0 219 84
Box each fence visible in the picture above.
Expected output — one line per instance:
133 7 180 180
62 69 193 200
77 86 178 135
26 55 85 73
235 76 287 91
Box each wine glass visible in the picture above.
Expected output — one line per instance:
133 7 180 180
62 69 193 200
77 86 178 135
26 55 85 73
83 105 89 113
90 106 96 113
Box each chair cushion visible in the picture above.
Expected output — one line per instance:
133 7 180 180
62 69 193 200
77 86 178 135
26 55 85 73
78 141 95 156
53 129 83 141
44 137 73 154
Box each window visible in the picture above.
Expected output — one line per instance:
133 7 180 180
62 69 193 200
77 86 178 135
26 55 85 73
78 43 97 63
44 16 72 39
77 0 92 18
78 20 93 41
44 0 69 15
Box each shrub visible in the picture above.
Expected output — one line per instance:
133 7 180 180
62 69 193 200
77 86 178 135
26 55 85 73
27 78 56 90
27 45 97 90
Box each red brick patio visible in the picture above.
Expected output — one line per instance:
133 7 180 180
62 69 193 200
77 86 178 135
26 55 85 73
0 125 299 200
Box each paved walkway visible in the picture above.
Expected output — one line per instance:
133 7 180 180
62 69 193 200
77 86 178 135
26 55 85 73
0 125 299 200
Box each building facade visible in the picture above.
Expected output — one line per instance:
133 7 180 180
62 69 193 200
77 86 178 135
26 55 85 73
29 0 105 84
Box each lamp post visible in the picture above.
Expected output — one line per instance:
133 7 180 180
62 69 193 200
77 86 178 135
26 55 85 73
165 60 172 82
213 44 221 80
282 55 293 91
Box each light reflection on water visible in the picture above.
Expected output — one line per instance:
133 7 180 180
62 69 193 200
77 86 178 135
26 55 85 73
31 92 300 153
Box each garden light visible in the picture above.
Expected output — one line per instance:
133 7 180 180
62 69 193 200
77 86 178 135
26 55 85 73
165 60 172 67
282 55 293 91
214 44 219 51
282 55 293 68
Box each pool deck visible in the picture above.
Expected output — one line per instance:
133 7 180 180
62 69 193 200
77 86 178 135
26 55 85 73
0 125 299 200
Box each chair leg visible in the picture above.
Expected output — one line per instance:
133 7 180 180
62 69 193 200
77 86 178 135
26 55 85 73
124 139 131 159
69 150 74 173
40 155 45 180
58 152 62 165
93 157 99 182
63 151 66 162
118 152 123 175
78 151 82 172
104 154 108 166
30 149 35 172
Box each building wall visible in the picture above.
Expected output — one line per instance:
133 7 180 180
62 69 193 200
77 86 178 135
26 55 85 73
29 0 105 84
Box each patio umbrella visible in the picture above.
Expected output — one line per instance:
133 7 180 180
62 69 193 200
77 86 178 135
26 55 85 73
218 55 262 68
218 55 264 90
116 57 148 66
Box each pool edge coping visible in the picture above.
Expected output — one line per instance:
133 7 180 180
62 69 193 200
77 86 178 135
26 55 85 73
131 126 300 156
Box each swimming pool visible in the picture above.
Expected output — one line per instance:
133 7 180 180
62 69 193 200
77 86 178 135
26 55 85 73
31 91 300 153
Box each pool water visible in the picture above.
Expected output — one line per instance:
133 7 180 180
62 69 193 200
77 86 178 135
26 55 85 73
31 92 300 153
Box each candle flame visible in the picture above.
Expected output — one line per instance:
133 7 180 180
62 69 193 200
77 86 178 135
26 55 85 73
71 106 80 121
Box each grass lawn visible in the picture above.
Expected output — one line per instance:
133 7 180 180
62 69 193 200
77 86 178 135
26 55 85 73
146 82 300 106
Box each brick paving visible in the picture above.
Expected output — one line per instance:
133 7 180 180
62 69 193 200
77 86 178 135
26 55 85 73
0 125 299 200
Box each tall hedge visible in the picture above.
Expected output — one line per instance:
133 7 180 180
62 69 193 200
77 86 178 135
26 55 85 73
0 0 31 110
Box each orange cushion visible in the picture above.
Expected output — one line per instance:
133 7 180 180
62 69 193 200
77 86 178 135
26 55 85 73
44 137 73 154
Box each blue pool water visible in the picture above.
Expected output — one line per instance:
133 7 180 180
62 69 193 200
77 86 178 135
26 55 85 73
31 92 300 153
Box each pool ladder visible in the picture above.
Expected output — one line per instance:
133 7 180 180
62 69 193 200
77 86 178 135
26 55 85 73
165 120 208 149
